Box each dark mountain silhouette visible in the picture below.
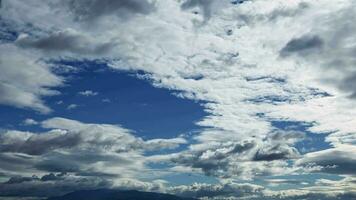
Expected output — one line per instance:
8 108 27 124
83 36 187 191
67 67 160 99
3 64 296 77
47 189 197 200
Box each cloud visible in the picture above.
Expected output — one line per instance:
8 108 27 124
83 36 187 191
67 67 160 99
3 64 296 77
277 0 356 100
78 90 98 96
66 104 78 110
169 182 264 199
0 44 62 113
15 29 115 55
155 129 303 179
168 180 356 200
66 0 156 22
22 119 38 126
296 145 356 175
280 35 324 57
0 173 112 197
164 135 298 179
0 117 187 189
253 144 299 161
181 0 214 20
0 129 81 155
1 0 356 197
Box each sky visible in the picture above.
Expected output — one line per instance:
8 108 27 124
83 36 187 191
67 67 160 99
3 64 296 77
0 0 355 199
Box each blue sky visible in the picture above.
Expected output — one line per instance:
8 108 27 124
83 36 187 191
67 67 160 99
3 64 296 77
0 0 355 200
0 60 205 139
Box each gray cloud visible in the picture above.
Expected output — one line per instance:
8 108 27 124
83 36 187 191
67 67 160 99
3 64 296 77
0 117 187 193
253 144 299 161
296 145 356 175
171 140 257 177
16 30 115 55
253 131 304 161
278 2 356 99
167 129 305 178
5 176 39 184
0 174 112 197
67 0 155 22
0 130 81 155
280 35 324 57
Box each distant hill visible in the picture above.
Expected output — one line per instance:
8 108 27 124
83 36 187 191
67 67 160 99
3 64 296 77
47 189 197 200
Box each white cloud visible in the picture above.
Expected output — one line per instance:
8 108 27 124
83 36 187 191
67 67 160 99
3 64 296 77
66 104 78 110
0 44 62 113
78 90 98 96
22 119 38 126
169 181 265 199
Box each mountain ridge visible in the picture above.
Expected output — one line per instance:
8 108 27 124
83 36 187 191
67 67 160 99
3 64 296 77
47 189 197 200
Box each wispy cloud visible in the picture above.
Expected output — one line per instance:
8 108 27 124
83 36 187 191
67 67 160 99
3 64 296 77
78 90 98 96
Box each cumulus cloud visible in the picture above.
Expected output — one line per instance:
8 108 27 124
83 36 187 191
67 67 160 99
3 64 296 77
0 117 187 197
163 132 300 179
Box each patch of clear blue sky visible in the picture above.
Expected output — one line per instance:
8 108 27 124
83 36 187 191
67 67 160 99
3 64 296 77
0 60 206 140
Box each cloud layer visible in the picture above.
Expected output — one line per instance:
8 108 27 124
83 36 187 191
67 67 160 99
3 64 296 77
0 0 355 199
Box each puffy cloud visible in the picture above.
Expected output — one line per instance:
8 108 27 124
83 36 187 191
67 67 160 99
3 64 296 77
253 144 299 161
0 117 187 189
165 133 299 179
113 178 167 193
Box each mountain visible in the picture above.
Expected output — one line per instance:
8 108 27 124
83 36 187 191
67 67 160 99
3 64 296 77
47 189 197 200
